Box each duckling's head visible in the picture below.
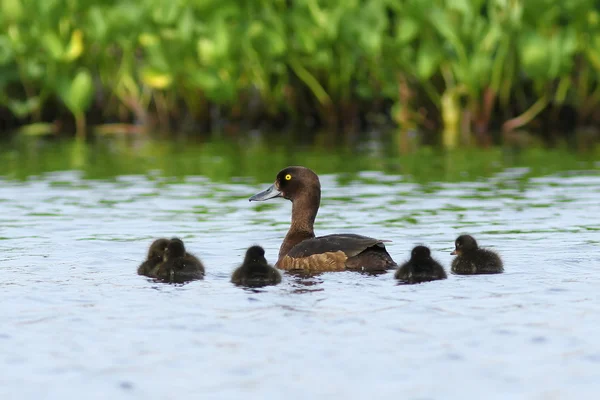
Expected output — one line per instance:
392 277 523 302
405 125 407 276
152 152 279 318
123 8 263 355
148 238 169 260
411 245 431 261
165 238 186 260
244 245 267 265
451 235 478 256
249 166 320 203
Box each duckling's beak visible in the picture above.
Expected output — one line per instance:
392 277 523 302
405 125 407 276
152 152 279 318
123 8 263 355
249 183 282 202
450 249 458 255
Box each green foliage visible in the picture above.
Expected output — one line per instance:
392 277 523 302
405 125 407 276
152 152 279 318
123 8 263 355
0 0 599 144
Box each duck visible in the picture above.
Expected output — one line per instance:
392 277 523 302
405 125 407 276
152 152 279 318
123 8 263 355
137 238 170 277
395 245 447 284
450 234 504 274
231 245 282 287
248 166 397 273
154 238 205 283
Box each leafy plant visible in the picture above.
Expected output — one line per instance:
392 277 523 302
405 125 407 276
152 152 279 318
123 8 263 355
0 0 598 146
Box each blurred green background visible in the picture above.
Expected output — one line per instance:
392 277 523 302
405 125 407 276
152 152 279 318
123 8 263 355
1 0 600 149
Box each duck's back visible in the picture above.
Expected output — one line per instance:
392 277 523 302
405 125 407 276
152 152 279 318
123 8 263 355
278 233 397 272
451 249 503 274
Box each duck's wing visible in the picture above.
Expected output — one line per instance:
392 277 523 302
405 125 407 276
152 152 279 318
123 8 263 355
279 234 395 272
286 234 390 259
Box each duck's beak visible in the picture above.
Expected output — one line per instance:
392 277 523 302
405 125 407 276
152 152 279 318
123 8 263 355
450 249 457 255
249 183 282 202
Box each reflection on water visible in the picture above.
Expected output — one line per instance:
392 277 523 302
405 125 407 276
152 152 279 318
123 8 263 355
1 133 598 183
0 135 599 399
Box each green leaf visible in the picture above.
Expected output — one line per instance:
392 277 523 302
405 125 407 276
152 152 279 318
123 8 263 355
1 0 24 22
42 32 64 60
87 7 108 41
58 69 94 115
417 41 441 80
152 1 180 25
519 31 549 78
468 53 492 88
63 29 84 61
395 18 419 44
178 8 195 41
17 122 55 136
189 69 221 92
586 47 600 70
25 60 44 80
197 38 216 64
0 35 14 65
7 97 40 118
448 0 476 16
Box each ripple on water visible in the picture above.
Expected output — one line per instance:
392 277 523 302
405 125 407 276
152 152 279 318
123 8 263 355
0 169 599 399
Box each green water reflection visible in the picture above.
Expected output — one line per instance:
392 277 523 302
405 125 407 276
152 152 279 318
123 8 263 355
0 133 598 183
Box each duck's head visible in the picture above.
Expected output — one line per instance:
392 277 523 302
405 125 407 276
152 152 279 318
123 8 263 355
244 245 267 265
451 235 478 256
411 245 431 260
249 166 320 203
148 238 169 260
165 238 186 260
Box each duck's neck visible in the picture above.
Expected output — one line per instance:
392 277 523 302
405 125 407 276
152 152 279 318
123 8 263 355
278 192 320 261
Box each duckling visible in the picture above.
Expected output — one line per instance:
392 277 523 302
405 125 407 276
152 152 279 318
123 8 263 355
155 238 205 283
451 235 504 274
137 238 169 277
395 245 447 284
231 246 282 288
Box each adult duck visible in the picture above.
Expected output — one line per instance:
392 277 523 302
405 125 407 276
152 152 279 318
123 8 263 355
249 166 397 273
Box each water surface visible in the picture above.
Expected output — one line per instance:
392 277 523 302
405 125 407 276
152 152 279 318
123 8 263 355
1 137 599 399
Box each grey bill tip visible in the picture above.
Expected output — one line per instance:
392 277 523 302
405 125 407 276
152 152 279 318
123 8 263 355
249 184 282 202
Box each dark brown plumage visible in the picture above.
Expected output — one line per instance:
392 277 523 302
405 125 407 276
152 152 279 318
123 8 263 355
451 235 504 274
394 245 447 284
137 238 170 277
231 246 282 288
154 238 205 283
249 166 397 273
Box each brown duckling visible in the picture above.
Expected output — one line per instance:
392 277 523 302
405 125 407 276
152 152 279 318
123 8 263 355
154 238 205 283
395 245 447 284
249 166 397 273
451 235 504 274
231 246 282 288
137 238 170 277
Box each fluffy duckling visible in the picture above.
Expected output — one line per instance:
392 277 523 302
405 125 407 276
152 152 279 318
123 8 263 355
451 235 504 274
395 245 447 284
137 238 170 277
231 246 282 288
155 238 205 283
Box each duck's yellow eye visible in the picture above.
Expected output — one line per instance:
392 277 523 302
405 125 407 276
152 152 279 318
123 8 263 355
285 174 292 181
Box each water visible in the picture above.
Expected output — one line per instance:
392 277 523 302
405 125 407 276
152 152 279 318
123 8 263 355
1 137 599 399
